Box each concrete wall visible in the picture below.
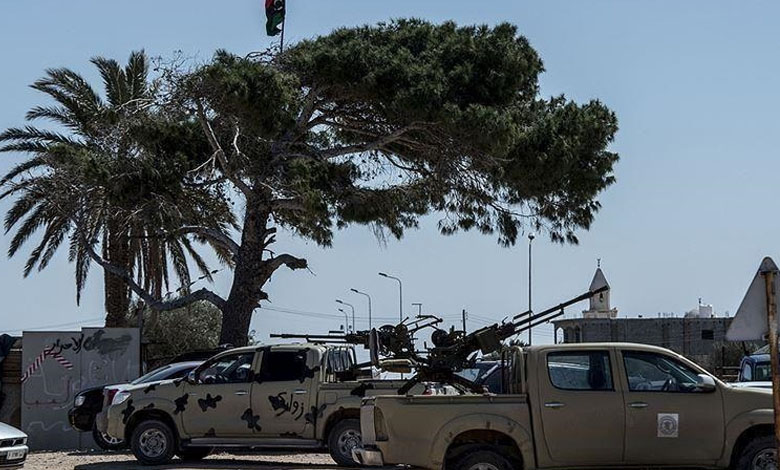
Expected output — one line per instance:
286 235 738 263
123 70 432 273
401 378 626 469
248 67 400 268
21 328 140 451
554 317 732 364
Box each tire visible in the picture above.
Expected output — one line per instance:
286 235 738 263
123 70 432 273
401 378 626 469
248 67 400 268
92 423 125 451
176 446 212 461
735 435 777 470
328 418 362 467
454 449 514 470
130 419 176 466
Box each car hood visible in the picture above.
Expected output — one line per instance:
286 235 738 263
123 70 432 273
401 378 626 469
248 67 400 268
0 421 26 439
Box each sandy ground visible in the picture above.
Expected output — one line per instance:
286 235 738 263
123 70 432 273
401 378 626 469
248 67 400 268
24 450 357 470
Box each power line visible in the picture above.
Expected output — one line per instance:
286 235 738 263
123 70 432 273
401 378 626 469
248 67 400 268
0 316 105 335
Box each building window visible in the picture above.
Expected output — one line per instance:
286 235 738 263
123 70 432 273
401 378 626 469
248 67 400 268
701 329 714 340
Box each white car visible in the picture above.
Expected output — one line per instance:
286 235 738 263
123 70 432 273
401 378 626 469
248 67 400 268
0 422 27 469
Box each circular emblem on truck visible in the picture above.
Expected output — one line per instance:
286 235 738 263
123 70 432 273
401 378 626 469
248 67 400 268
657 413 679 438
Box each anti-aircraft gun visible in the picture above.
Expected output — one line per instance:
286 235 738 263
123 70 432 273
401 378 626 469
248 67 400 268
271 314 444 367
393 276 610 394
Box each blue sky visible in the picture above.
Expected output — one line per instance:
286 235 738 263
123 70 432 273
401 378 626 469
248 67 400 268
1 1 778 345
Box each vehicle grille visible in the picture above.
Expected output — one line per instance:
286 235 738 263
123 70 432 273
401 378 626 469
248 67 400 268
0 438 25 448
0 454 25 465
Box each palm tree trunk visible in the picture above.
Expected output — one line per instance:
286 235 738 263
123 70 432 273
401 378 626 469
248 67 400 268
104 226 131 327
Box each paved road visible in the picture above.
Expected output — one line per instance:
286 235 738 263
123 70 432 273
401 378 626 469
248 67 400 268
25 451 366 470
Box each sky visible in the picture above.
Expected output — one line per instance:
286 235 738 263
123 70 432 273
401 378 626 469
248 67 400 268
1 1 779 346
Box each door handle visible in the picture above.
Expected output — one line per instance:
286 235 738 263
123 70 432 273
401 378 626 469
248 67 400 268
293 389 307 395
234 390 249 396
544 402 565 409
628 401 648 409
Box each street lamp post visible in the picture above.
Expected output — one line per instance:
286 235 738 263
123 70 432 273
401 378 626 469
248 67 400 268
412 302 422 316
338 308 349 332
350 288 373 329
379 272 403 322
528 233 535 346
335 299 354 332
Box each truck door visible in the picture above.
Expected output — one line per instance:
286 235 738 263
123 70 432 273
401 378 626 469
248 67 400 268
537 349 624 466
251 348 317 437
619 349 724 465
181 351 256 438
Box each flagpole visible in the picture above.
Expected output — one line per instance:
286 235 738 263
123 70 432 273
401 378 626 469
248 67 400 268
280 8 286 52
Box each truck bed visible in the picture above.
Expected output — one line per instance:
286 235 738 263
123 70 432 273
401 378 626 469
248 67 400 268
362 394 532 469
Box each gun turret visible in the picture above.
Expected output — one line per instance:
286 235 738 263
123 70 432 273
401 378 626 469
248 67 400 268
397 276 610 394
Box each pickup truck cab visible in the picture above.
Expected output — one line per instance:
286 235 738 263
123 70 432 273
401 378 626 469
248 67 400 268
100 343 417 466
356 343 775 470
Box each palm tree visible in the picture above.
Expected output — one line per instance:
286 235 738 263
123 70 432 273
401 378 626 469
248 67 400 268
0 51 234 327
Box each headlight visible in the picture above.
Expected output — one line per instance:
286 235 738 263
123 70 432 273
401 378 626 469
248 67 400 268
112 391 131 406
74 395 86 407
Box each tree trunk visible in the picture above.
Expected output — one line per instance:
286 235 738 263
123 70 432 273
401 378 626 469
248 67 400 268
103 225 131 327
218 204 273 346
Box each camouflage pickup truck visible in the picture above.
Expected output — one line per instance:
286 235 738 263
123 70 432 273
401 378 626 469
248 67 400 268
355 342 776 470
99 343 417 466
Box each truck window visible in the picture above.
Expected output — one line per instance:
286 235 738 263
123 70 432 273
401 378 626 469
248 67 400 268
547 351 613 391
258 350 309 382
754 361 771 381
622 351 705 392
197 352 255 384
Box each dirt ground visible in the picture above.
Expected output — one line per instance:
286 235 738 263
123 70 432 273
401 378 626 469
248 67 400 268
24 450 361 470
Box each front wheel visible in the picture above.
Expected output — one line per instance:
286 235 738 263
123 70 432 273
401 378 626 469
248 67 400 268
328 418 362 466
92 423 125 450
130 419 176 466
454 449 514 470
736 435 777 470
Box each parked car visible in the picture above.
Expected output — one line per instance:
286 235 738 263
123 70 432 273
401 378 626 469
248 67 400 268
355 342 776 470
68 361 201 450
731 353 772 389
99 343 424 466
0 421 27 469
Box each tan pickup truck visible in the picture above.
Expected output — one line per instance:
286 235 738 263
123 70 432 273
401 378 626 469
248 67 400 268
99 343 419 466
355 343 776 470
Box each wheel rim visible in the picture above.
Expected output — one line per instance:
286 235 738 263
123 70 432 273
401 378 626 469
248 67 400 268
100 432 123 446
337 428 361 458
752 448 777 470
467 463 500 470
139 428 167 459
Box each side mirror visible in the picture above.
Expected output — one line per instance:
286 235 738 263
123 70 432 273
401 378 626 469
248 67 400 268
697 374 717 393
187 370 198 384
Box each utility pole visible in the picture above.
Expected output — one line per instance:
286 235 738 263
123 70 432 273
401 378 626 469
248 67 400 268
462 309 468 333
528 233 535 346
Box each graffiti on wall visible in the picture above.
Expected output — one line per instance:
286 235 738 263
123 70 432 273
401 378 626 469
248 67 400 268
21 328 140 451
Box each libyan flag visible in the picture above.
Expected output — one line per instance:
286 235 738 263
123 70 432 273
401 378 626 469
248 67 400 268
265 0 285 36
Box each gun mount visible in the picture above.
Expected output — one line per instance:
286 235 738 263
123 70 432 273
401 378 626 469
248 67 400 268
271 314 443 364
395 276 610 394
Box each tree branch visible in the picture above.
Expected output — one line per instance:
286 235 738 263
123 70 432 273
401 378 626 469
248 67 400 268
195 101 254 198
266 253 308 272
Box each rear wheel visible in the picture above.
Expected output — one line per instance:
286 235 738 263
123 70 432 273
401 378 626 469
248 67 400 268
454 449 513 470
328 418 362 466
176 447 212 461
130 419 176 466
736 435 777 470
92 423 125 450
